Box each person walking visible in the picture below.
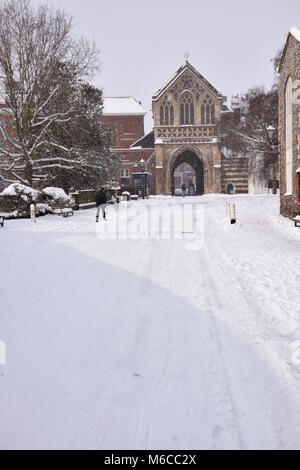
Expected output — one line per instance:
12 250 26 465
171 184 175 197
181 182 187 198
95 187 107 222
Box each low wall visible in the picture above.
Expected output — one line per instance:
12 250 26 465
70 189 96 210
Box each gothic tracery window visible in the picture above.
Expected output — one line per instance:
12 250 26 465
180 93 194 125
211 104 215 124
160 97 174 125
201 104 205 124
160 106 164 125
206 104 210 124
201 97 216 125
170 106 174 125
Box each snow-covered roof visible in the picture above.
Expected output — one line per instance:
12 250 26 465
290 26 300 42
102 97 146 116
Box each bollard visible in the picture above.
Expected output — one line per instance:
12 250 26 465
229 204 236 224
0 340 6 365
30 204 36 223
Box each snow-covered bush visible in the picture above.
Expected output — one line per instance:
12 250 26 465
35 203 53 216
1 183 39 200
41 187 72 209
0 184 40 218
0 184 71 218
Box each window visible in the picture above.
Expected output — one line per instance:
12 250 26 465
285 77 293 194
120 169 129 178
206 104 210 124
201 97 215 125
160 106 164 125
160 98 174 125
201 104 205 124
165 106 169 125
227 183 234 195
170 106 174 125
211 104 215 124
180 93 194 125
120 169 130 186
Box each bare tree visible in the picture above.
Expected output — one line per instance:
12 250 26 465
0 0 99 186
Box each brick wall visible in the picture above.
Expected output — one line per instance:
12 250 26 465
115 148 154 189
99 115 145 149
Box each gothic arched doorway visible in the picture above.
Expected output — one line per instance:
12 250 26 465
171 150 204 195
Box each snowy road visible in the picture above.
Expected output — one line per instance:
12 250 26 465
0 195 300 450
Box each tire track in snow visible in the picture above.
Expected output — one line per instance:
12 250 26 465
199 248 266 450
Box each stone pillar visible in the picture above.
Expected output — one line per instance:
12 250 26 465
154 143 164 195
213 166 222 193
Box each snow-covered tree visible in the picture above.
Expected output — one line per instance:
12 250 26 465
0 0 116 188
218 46 283 194
43 81 118 191
219 86 279 194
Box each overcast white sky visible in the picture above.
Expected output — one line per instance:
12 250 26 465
32 0 300 132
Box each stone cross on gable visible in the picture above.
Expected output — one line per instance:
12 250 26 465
184 52 190 62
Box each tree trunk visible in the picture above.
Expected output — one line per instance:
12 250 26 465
24 163 33 187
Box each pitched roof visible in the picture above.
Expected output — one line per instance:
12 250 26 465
279 27 300 72
131 131 154 149
152 61 224 101
102 97 146 116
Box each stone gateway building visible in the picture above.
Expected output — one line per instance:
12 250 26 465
150 61 249 195
101 61 250 196
279 27 300 219
152 60 226 195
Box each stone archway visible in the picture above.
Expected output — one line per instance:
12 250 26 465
171 149 204 195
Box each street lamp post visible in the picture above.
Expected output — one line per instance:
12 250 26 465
140 159 146 199
134 164 138 196
267 125 278 196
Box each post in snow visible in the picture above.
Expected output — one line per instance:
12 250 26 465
30 204 36 223
0 340 6 365
229 204 236 225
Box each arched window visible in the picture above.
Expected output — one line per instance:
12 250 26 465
180 93 194 125
285 77 293 194
165 107 169 125
170 106 174 125
211 104 215 124
227 183 234 195
201 104 205 124
180 104 184 125
190 103 194 125
206 104 210 124
201 97 216 125
160 106 164 126
160 97 174 125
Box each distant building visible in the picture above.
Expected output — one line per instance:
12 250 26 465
103 62 254 196
279 27 300 218
99 97 154 194
151 61 250 195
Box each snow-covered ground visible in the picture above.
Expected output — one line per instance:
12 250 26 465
0 194 300 450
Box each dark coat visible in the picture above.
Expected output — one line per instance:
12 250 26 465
95 190 107 206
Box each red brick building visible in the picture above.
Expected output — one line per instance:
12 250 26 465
99 97 154 195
